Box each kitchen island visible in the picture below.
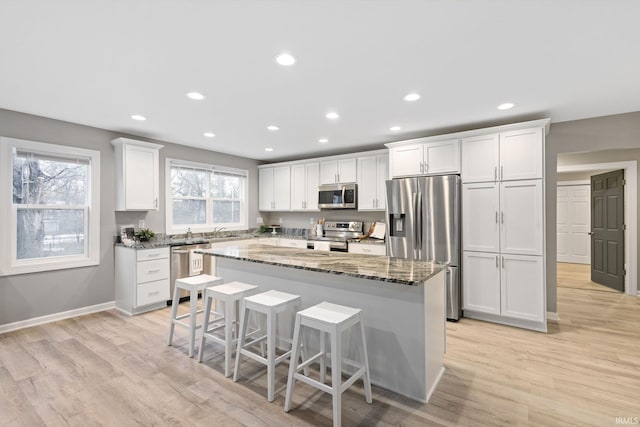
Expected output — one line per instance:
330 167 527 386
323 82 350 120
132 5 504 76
197 243 446 403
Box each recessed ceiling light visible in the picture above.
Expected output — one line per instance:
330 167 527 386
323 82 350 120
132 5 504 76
131 114 146 121
265 147 274 152
326 112 340 120
389 126 401 131
203 132 216 138
497 102 515 110
318 138 329 143
267 125 280 131
186 91 205 100
275 53 296 66
403 93 421 102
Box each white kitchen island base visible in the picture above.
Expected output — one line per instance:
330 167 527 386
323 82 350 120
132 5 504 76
213 255 445 403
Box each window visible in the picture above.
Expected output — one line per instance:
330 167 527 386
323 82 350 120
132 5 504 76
0 137 100 276
166 159 248 233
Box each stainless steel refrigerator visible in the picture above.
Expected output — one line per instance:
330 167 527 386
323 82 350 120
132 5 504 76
386 175 461 320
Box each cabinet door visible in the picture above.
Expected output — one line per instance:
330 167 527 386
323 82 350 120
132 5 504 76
272 166 291 210
389 143 423 177
462 251 501 314
375 154 388 210
290 164 306 210
304 162 319 210
462 182 500 252
500 180 543 256
500 254 544 322
461 134 499 183
320 160 338 184
357 156 378 210
425 139 460 175
258 168 275 211
125 144 158 210
499 128 543 181
337 158 357 183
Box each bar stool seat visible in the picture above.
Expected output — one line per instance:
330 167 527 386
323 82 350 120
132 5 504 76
197 281 259 376
284 302 372 427
168 274 223 357
233 290 302 402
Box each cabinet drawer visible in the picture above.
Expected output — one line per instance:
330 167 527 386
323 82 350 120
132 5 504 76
137 247 169 261
279 238 307 249
349 244 386 256
136 279 170 307
136 258 170 283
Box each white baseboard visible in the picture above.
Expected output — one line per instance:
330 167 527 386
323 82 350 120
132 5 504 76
0 301 115 334
546 311 560 321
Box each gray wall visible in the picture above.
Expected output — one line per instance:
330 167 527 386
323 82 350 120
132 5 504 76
546 111 640 313
0 108 259 325
261 211 385 234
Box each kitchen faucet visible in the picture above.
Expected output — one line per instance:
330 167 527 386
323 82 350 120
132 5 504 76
212 226 226 237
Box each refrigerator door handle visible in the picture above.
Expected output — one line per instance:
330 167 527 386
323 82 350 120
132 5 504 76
417 191 423 252
341 185 346 206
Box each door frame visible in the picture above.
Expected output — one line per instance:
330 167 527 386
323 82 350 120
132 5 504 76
557 180 590 264
557 161 637 296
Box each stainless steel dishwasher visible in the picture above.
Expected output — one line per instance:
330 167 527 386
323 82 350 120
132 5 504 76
170 242 214 303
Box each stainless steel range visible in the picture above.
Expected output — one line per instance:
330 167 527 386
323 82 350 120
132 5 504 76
307 220 363 252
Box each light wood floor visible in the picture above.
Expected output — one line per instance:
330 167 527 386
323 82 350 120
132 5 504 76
1 266 639 426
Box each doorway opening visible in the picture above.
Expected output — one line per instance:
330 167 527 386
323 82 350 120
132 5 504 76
557 160 637 296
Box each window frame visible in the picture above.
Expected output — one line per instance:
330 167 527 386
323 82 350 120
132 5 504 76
0 137 101 276
165 158 248 234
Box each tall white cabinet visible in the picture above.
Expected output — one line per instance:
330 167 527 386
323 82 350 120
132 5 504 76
461 125 547 331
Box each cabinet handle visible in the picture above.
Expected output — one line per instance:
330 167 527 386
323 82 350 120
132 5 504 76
495 211 498 224
494 166 497 181
495 255 499 268
425 163 428 173
420 161 424 174
502 256 505 268
148 269 160 274
501 211 504 224
147 253 160 258
148 290 160 296
501 166 504 180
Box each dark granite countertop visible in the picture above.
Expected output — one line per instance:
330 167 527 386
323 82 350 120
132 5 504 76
196 244 446 286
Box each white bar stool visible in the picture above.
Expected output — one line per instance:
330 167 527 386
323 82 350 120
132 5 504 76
197 281 259 376
233 290 302 402
168 274 223 357
284 302 373 427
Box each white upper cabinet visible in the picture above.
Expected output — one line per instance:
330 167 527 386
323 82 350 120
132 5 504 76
291 162 319 211
460 134 499 183
320 158 357 184
389 139 460 178
500 128 543 181
111 138 163 211
461 127 543 183
259 165 291 211
357 154 388 211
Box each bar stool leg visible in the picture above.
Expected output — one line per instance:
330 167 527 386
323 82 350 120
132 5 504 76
197 292 212 363
330 327 342 427
223 299 234 377
360 319 373 404
319 330 327 383
284 314 302 412
188 289 198 357
233 301 250 382
266 310 276 402
168 285 180 346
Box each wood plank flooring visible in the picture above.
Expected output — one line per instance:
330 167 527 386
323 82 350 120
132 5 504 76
1 263 639 426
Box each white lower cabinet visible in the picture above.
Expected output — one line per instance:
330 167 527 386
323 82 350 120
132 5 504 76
348 243 386 256
463 251 545 327
115 246 170 315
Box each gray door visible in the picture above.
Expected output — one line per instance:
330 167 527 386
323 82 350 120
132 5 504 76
590 170 624 291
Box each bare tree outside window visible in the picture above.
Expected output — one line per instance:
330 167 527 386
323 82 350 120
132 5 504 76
13 151 88 259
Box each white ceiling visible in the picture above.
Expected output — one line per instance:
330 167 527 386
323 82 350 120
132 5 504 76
1 0 639 161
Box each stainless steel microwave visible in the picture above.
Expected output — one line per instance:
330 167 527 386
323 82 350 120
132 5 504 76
318 183 357 209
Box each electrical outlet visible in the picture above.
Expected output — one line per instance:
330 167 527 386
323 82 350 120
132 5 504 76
138 219 145 228
256 216 263 224
310 217 315 225
278 217 283 225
